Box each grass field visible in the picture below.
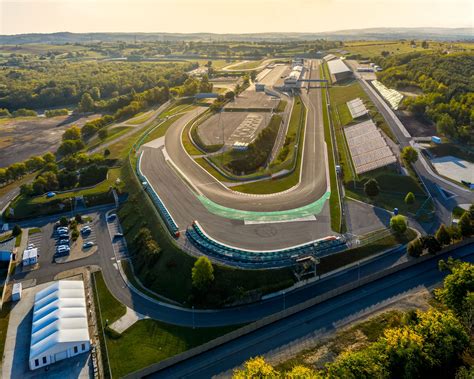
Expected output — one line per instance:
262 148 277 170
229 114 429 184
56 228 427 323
94 271 239 378
320 70 342 233
0 302 12 361
342 41 430 58
126 111 155 125
224 60 263 70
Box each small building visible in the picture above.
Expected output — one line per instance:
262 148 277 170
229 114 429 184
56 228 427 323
29 280 91 370
22 248 38 266
327 59 352 83
12 282 22 301
0 249 12 262
255 83 265 92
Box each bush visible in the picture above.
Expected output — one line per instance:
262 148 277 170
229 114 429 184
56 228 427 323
404 192 415 205
12 224 22 237
435 224 451 246
390 215 407 234
45 108 69 117
12 108 37 117
364 179 380 198
407 238 423 257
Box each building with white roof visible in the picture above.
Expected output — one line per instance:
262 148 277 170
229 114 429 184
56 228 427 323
29 280 90 370
327 59 352 83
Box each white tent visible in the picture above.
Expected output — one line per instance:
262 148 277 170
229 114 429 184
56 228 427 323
29 280 91 370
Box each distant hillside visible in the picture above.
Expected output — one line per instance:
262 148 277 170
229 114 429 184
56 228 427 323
0 28 472 44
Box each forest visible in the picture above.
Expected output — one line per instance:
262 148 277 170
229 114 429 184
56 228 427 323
376 53 474 143
0 60 192 110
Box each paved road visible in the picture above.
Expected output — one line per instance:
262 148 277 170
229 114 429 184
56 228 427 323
144 243 474 378
358 78 473 231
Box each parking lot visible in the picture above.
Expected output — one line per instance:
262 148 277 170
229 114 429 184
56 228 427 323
106 213 129 260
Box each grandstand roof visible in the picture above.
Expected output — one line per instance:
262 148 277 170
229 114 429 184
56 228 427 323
327 59 351 75
344 120 397 174
346 98 368 119
323 54 338 62
29 280 89 364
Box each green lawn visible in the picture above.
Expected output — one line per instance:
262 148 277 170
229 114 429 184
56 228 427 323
342 41 432 58
93 268 241 378
275 100 287 113
320 70 342 233
143 114 185 144
345 167 428 216
318 228 417 275
226 60 263 70
126 111 154 125
0 302 12 360
194 157 239 183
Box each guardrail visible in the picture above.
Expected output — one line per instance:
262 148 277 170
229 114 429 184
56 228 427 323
186 220 346 267
136 152 180 237
126 238 473 379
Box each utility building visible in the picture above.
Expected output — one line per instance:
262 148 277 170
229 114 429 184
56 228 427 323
327 59 352 83
29 280 91 370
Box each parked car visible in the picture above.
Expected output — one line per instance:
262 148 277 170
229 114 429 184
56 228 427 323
46 192 56 198
83 241 94 249
27 243 35 249
57 239 70 246
81 226 91 234
107 214 117 221
57 230 69 237
115 233 123 238
56 245 70 256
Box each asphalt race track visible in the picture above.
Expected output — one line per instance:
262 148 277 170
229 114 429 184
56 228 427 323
139 60 335 250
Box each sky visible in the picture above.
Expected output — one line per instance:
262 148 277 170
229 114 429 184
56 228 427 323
1 0 473 35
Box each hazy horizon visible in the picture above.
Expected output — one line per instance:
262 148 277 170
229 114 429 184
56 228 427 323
1 0 473 36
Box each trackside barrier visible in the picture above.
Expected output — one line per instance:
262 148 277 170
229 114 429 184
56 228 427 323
136 152 180 237
124 238 473 379
185 220 346 267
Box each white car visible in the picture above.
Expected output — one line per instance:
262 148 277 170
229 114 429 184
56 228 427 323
27 243 35 249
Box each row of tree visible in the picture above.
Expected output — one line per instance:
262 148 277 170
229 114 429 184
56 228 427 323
0 152 56 186
234 258 473 378
0 60 192 111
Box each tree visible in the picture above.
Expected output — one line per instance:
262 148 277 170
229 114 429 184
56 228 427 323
421 235 441 254
192 256 214 289
42 171 59 190
20 183 34 196
326 348 385 378
59 216 69 227
90 87 101 100
42 152 56 163
12 224 22 237
404 192 415 205
437 259 474 318
421 41 429 49
401 146 419 165
435 224 451 246
78 93 95 112
436 113 456 137
458 212 473 237
286 365 321 378
98 128 108 141
25 156 45 172
407 238 423 257
364 178 380 198
32 176 47 194
81 123 98 139
233 357 276 379
390 215 407 234
104 149 111 157
62 125 81 141
57 139 85 156
224 91 235 101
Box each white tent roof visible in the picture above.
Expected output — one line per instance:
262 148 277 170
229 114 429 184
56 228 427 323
30 281 90 362
327 59 351 75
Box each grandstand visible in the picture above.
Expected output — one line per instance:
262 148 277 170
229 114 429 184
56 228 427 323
346 98 368 119
371 80 404 110
323 54 338 62
186 221 346 267
344 120 397 174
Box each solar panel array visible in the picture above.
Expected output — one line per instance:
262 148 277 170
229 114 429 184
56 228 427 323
344 120 397 174
347 98 368 119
